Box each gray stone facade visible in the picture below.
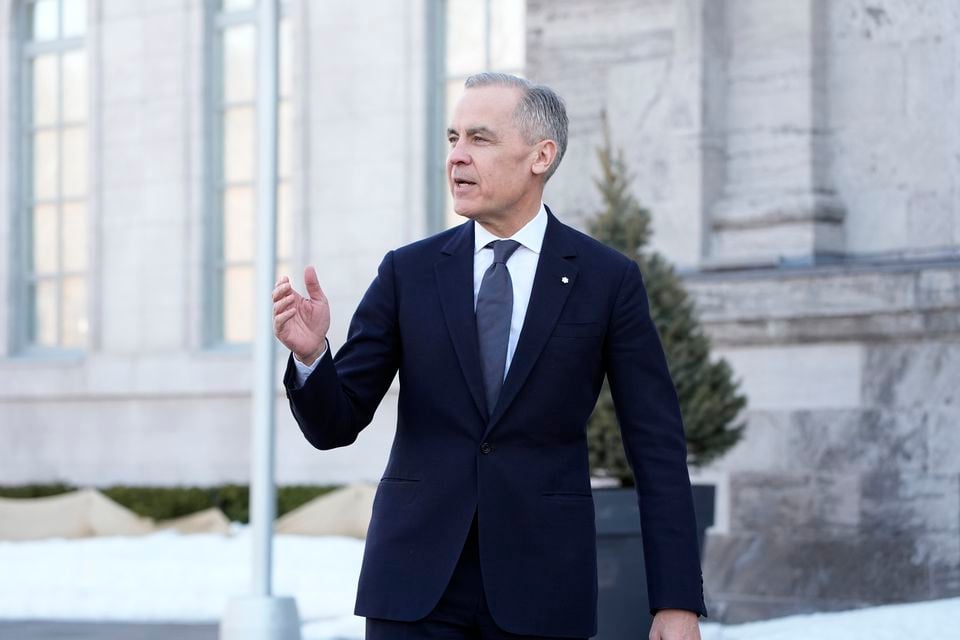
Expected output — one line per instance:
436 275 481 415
529 0 960 622
686 264 960 620
0 0 420 486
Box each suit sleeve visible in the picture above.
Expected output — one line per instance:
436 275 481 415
283 251 400 450
603 259 707 617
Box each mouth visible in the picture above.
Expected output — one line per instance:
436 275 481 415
451 176 477 196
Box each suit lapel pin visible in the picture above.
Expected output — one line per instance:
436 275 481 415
561 276 569 284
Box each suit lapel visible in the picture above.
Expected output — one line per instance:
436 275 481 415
435 221 489 421
485 211 578 435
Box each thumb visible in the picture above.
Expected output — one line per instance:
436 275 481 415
303 266 324 301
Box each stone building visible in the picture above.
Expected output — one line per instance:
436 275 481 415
525 0 960 621
0 0 957 623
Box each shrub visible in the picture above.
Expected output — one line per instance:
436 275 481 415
587 128 747 483
0 483 340 523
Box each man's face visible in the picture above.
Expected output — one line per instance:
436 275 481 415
446 86 540 225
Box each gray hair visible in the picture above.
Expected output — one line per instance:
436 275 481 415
464 72 568 181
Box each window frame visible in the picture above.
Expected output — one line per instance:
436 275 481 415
204 0 294 349
12 0 90 356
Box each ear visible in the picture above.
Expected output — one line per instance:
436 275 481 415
530 139 558 178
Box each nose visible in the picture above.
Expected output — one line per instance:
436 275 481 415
446 139 470 167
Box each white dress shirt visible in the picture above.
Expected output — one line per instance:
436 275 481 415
293 203 548 387
472 202 546 378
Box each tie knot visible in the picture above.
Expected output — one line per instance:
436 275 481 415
488 239 521 265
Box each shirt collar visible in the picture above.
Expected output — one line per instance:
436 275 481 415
473 202 548 255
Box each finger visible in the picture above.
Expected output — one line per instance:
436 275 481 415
304 266 326 303
273 293 296 316
273 306 298 331
272 282 295 302
274 275 289 288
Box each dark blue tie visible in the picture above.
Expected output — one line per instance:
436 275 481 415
476 239 521 417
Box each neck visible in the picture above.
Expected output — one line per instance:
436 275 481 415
476 199 542 239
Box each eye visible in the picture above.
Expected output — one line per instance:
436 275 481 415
472 135 487 144
447 135 458 146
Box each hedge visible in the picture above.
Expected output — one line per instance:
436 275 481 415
0 484 340 524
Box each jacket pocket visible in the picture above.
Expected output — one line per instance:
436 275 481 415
379 476 421 483
374 477 421 508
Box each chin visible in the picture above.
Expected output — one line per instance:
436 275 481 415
452 202 480 220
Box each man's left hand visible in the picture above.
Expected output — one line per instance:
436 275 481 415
649 609 701 640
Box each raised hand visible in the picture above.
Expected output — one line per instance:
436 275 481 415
272 266 331 365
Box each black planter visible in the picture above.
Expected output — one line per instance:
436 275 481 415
593 484 715 639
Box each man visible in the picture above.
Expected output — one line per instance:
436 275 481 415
273 73 705 639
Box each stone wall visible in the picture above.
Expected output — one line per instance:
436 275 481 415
686 263 960 620
530 0 960 266
0 0 423 486
528 0 960 622
829 0 960 255
528 0 703 267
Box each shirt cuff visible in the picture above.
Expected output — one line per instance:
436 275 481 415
292 342 327 388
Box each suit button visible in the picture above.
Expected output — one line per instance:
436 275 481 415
480 442 492 454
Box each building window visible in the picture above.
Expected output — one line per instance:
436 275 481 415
18 0 89 350
208 0 293 345
431 0 525 230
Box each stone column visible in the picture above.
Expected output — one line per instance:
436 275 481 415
708 0 845 266
670 0 727 265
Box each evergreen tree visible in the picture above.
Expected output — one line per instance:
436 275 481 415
587 131 746 482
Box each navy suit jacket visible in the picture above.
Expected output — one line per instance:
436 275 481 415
284 209 706 637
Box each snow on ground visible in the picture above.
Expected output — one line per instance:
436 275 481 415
0 528 956 640
0 527 366 638
700 597 960 640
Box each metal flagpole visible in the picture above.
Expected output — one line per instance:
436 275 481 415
220 0 300 637
249 0 281 602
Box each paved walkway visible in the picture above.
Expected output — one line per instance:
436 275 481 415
0 621 218 639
